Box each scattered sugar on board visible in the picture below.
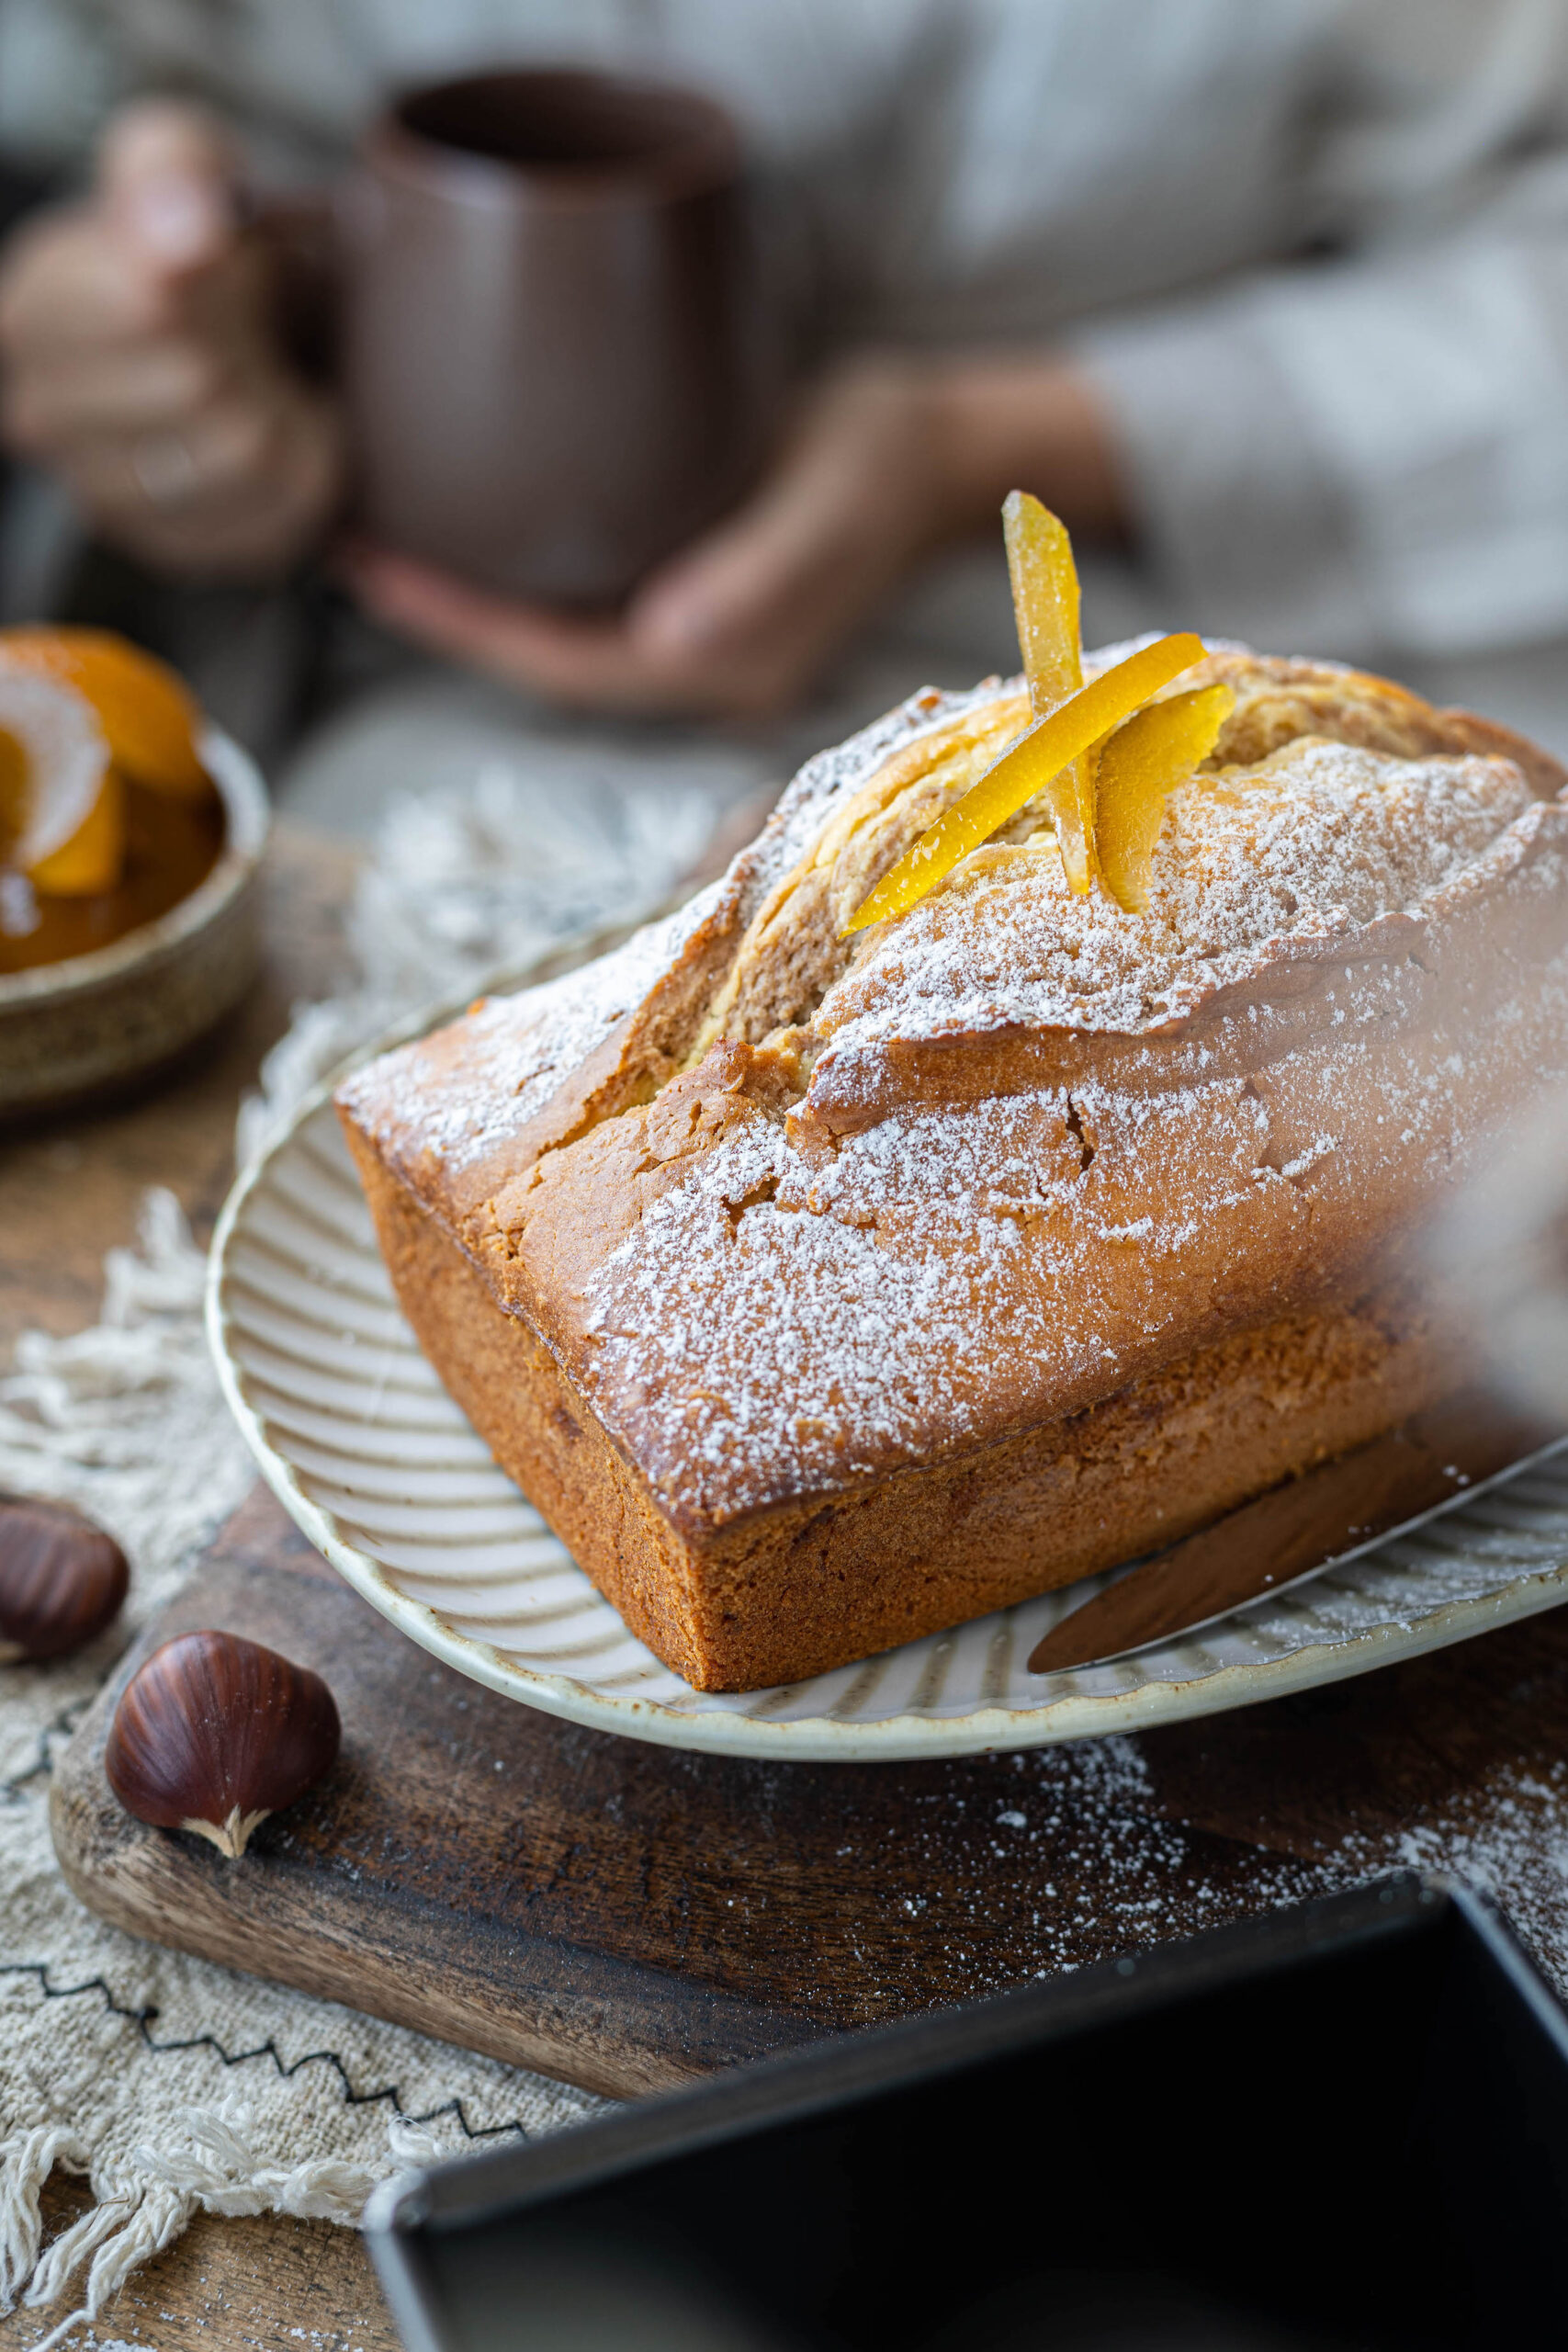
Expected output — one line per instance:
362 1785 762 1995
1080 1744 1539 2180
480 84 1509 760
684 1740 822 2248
717 1736 1345 2029
1350 1756 1568 1991
757 1735 1568 2024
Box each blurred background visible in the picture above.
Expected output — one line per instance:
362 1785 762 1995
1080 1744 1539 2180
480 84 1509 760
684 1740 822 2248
5 0 1568 866
6 23 1568 2349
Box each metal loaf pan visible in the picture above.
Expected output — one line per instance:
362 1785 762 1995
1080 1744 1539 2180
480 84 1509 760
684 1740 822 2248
366 1877 1568 2352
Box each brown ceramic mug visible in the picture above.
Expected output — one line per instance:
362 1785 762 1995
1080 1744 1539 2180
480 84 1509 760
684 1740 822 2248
337 68 778 607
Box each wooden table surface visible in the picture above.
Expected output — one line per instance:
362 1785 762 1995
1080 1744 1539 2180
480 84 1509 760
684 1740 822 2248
5 823 1568 2352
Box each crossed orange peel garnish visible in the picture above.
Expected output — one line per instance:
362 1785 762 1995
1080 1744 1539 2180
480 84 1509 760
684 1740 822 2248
844 493 1234 933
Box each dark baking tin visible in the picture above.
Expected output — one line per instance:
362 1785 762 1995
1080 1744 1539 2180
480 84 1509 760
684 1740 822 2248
365 1876 1568 2351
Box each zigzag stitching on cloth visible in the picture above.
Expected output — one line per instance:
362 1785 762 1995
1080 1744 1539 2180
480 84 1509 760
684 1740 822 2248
0 1966 531 2142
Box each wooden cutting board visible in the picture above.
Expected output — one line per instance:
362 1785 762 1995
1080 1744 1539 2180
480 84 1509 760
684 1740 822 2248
49 1484 1340 2100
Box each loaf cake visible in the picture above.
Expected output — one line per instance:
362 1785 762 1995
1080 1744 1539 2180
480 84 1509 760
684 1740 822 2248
337 636 1568 1691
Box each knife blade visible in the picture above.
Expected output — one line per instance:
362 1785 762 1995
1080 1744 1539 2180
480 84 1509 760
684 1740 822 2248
1027 1390 1566 1677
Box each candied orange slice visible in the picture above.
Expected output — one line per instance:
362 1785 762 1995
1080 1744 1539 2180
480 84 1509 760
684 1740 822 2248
844 634 1206 934
0 724 26 850
0 670 123 896
1003 490 1097 891
0 627 209 799
29 764 125 896
1095 682 1235 913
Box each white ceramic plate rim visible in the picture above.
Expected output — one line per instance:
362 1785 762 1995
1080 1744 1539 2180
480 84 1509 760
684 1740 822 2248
0 722 268 1008
207 951 1568 1763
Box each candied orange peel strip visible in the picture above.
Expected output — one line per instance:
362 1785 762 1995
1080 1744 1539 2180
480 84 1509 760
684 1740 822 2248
843 630 1205 935
1003 489 1098 891
1004 489 1081 708
1095 682 1235 914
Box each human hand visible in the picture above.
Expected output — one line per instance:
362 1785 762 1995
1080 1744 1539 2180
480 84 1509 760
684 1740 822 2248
343 355 1123 721
0 100 344 579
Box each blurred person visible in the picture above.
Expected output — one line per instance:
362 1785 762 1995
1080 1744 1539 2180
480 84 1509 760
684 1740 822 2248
5 0 1568 765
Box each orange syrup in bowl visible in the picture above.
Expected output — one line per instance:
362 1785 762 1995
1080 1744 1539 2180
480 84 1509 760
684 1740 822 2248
0 629 227 976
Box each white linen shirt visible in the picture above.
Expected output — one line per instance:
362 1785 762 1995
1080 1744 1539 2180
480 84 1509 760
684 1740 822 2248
6 0 1568 662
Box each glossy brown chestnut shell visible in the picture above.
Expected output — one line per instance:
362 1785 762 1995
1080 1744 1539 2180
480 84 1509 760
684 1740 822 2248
104 1628 341 1859
0 1490 129 1661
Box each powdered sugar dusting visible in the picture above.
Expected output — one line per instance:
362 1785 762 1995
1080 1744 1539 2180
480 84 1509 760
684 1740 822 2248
990 1739 1568 1997
578 923 1568 1521
1367 1761 1568 1989
572 717 1568 1518
339 678 1009 1171
818 741 1537 1059
584 1110 1059 1510
344 665 1568 1533
339 890 720 1170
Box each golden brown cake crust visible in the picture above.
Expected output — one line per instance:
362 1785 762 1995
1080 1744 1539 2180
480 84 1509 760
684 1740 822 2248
338 648 1568 1686
350 1126 1461 1690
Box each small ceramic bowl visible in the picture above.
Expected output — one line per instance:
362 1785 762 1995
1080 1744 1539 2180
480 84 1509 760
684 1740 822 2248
0 726 269 1122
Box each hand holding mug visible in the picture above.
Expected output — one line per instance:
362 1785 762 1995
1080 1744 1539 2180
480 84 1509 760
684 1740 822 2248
0 99 344 578
344 360 942 718
346 353 1125 719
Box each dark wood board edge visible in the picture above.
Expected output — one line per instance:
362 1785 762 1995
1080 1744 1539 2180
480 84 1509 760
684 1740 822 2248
66 1481 1568 2116
50 1551 821 2102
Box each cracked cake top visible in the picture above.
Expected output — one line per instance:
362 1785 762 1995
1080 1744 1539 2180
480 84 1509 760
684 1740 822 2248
339 650 1568 1529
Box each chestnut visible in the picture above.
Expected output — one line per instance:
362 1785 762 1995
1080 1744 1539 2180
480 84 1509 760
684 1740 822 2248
0 1491 129 1662
105 1628 340 1859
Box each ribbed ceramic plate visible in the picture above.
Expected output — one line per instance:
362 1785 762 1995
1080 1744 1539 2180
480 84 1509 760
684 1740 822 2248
209 1083 1568 1760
